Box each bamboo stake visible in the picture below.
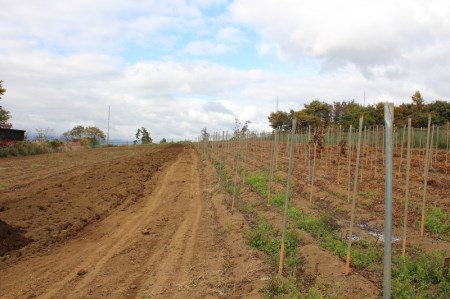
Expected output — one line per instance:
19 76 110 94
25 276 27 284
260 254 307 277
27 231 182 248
347 125 353 203
345 114 364 276
374 126 379 178
429 125 435 169
420 115 432 237
267 130 278 206
434 125 439 164
279 118 297 275
446 122 449 174
402 118 412 256
231 135 242 210
337 125 342 184
398 125 406 175
360 126 365 183
307 125 311 184
309 142 317 206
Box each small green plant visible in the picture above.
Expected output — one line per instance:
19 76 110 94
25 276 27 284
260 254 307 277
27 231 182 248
237 201 256 215
247 217 300 273
288 207 382 269
418 207 450 241
246 171 269 196
0 182 8 190
392 250 450 298
359 190 377 208
214 161 234 194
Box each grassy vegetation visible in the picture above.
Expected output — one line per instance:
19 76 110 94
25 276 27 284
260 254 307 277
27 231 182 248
288 207 383 269
213 161 235 194
418 207 450 241
392 250 450 298
245 170 383 270
0 141 63 157
213 165 449 298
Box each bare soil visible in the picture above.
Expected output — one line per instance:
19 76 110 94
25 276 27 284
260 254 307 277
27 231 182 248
0 144 268 298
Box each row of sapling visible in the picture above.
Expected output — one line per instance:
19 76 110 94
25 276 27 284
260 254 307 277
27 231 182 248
196 110 448 284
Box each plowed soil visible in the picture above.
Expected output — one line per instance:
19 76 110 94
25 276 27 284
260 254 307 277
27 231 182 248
0 144 268 298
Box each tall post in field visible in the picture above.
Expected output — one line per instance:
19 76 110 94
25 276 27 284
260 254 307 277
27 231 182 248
383 103 394 299
420 114 432 237
309 142 317 206
107 105 110 145
307 125 311 184
278 118 297 275
402 118 412 256
347 125 353 202
345 114 364 275
231 133 242 210
446 121 449 174
267 130 278 206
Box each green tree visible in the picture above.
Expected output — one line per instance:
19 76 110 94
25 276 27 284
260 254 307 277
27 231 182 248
85 126 106 144
303 100 332 126
134 127 152 144
268 111 289 129
62 125 86 141
0 80 12 129
411 91 425 110
160 138 167 143
62 125 105 145
200 128 209 142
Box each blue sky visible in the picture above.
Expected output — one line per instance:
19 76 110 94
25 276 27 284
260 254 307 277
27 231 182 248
1 0 449 142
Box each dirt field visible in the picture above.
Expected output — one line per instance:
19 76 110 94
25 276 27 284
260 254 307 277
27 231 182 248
1 141 448 298
0 144 268 298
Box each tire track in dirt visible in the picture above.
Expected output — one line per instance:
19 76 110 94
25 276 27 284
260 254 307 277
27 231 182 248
1 145 269 298
1 146 187 298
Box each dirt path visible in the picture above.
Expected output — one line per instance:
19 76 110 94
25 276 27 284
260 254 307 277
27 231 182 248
0 146 267 298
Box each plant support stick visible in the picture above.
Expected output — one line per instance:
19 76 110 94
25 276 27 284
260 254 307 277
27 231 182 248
278 118 297 275
345 114 364 276
402 118 412 256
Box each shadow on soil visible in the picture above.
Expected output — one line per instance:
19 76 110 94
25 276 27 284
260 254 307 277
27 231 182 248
0 219 32 256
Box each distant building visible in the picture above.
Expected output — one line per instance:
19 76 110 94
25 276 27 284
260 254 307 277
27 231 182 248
0 128 26 141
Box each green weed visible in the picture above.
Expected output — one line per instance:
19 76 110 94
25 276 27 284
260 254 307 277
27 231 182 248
392 250 450 298
246 171 269 196
418 207 450 241
288 207 382 269
247 217 300 274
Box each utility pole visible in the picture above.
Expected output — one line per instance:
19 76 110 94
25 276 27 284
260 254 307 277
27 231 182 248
107 105 110 145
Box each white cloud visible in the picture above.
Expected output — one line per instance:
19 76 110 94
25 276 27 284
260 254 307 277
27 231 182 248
215 27 248 44
230 0 450 86
0 0 449 144
180 40 233 56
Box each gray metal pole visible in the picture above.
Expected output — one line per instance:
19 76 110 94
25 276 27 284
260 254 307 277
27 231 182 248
383 103 394 299
107 105 110 145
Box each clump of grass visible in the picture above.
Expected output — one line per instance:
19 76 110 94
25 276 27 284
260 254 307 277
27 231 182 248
247 217 300 274
418 207 450 241
245 171 269 196
245 171 286 209
213 161 234 194
392 250 450 298
288 207 382 269
0 141 59 157
237 201 256 215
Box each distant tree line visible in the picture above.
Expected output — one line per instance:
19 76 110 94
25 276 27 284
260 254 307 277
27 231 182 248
63 125 106 145
268 91 450 130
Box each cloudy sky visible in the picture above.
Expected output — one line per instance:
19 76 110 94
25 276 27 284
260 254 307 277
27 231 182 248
1 0 449 142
